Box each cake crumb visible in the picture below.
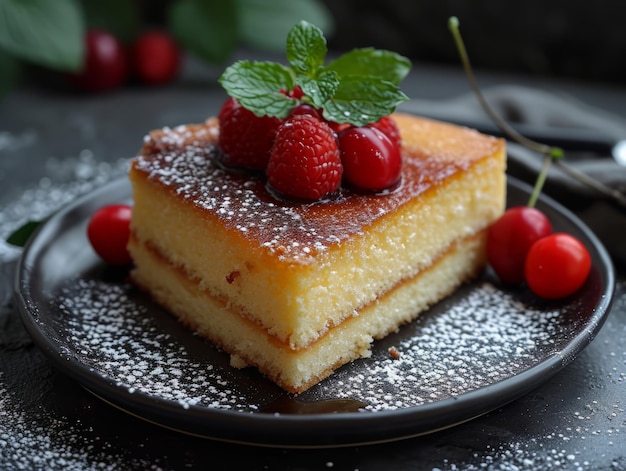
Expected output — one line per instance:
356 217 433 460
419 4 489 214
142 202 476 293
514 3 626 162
388 346 401 360
230 354 249 369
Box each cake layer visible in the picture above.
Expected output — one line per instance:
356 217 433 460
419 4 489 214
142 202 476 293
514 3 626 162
129 230 487 393
129 113 506 350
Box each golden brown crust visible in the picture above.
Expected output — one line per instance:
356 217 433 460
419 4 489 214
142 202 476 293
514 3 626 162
130 113 505 264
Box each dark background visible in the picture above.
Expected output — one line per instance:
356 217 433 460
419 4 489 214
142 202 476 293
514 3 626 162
321 1 626 84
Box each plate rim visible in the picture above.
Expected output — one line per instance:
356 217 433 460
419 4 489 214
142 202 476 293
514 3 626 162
13 175 616 447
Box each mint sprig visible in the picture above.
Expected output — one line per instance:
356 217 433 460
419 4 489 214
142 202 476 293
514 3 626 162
218 20 411 126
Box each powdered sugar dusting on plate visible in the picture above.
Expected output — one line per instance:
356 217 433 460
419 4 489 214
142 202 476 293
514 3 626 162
55 279 253 412
0 150 128 263
49 276 565 412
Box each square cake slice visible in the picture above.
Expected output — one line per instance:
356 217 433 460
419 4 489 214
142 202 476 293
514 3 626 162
128 112 506 393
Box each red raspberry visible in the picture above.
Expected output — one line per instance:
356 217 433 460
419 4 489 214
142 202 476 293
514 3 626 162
267 115 343 200
368 116 401 148
217 97 282 170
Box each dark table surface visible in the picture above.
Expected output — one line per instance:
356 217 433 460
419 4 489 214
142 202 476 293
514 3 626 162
1 56 626 470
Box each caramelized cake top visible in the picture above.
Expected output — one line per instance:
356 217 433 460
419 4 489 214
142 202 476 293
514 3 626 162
132 113 504 262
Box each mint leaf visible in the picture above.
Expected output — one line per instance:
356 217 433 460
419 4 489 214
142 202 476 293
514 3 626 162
219 61 295 117
298 70 338 108
326 48 412 85
322 76 409 126
238 0 334 53
0 0 84 72
0 48 20 99
6 220 42 247
218 20 411 126
168 0 237 64
286 21 327 77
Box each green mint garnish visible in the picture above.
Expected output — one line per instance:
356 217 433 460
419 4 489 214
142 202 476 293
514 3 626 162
6 220 42 247
218 20 411 126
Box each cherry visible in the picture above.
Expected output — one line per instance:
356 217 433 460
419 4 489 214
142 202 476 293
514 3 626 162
132 31 181 86
368 116 401 148
69 30 128 92
487 206 552 284
338 126 402 191
87 204 133 265
524 233 591 299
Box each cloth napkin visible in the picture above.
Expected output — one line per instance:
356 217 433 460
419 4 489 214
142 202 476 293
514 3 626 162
399 85 626 271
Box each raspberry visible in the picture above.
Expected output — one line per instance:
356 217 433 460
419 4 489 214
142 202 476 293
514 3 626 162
267 115 342 200
368 116 401 148
217 97 282 170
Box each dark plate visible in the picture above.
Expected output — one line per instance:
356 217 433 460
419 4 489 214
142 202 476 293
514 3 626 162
14 176 615 448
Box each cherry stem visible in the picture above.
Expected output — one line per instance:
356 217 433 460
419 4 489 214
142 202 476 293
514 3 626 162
447 17 561 158
528 154 552 208
448 16 626 209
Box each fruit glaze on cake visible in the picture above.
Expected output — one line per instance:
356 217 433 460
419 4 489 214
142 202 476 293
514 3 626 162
127 21 506 393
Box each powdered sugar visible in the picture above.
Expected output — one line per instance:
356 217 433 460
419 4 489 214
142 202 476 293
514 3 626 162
48 276 568 413
56 279 252 411
0 149 128 264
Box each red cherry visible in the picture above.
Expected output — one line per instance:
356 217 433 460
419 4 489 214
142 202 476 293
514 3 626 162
87 204 133 265
338 126 402 191
524 233 591 299
487 206 552 285
132 31 181 86
69 30 128 92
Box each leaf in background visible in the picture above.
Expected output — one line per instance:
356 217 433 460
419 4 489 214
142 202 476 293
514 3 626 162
0 0 84 72
6 220 42 247
79 0 139 44
0 48 21 100
238 0 334 53
168 0 238 65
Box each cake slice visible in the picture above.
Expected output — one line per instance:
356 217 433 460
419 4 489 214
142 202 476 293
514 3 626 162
128 112 506 393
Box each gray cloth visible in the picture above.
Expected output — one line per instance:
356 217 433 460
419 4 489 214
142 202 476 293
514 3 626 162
399 85 626 269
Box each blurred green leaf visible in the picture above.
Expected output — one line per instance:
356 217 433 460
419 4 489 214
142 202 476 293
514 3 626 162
168 0 238 64
6 220 41 247
80 0 139 44
0 48 21 100
0 0 84 71
238 0 334 52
